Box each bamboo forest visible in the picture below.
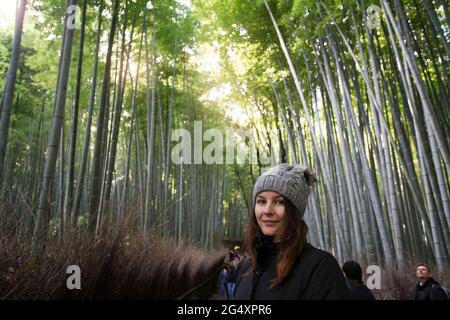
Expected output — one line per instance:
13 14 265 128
0 0 449 301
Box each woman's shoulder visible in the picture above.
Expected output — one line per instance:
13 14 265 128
294 243 342 273
300 243 339 262
238 256 252 270
292 244 350 299
235 256 253 280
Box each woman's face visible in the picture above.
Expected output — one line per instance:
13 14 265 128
254 191 286 237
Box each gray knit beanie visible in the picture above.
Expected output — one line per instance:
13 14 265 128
252 163 315 217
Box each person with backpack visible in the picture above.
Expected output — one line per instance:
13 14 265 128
411 263 449 300
233 163 349 300
342 260 375 300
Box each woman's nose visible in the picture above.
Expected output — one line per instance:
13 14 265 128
262 202 274 214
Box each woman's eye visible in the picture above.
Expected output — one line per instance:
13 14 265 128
256 199 265 204
276 199 285 205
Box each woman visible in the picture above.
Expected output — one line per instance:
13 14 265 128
233 163 349 300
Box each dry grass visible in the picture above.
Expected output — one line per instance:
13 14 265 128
0 213 227 300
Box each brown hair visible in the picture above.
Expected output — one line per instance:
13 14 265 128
243 198 308 289
416 263 431 273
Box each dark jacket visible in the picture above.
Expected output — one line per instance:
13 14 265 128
227 266 238 283
346 279 375 300
233 239 349 300
411 278 448 300
218 269 228 285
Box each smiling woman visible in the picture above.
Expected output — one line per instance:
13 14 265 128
234 163 350 300
0 0 18 28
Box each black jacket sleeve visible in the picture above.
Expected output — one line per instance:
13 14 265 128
301 252 350 300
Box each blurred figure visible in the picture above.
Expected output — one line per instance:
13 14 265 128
226 262 238 299
342 260 375 300
411 263 448 300
218 266 229 299
229 248 241 262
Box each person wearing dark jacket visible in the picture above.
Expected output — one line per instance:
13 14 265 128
218 266 229 299
342 260 375 300
411 263 448 300
233 163 349 300
226 264 238 299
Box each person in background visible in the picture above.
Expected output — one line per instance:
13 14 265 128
218 266 229 299
342 260 375 300
226 261 238 299
411 263 448 300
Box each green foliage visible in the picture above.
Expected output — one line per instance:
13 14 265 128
1 0 448 262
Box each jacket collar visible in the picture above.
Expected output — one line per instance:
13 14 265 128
417 277 437 290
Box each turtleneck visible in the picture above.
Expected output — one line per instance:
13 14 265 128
254 235 279 276
251 235 279 299
259 235 278 257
